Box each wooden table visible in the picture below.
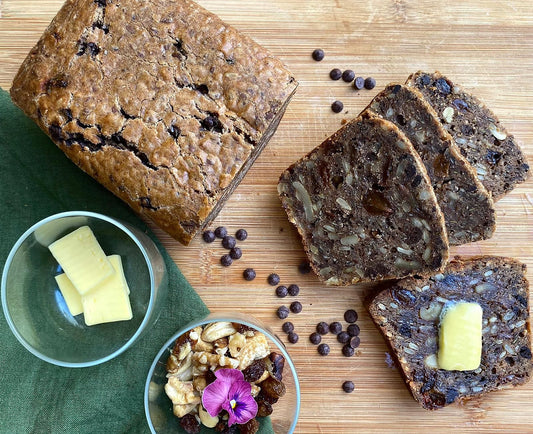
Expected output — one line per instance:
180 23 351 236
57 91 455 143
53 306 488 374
1 0 533 432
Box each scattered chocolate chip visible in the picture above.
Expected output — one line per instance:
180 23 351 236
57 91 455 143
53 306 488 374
316 322 329 335
277 306 289 320
329 322 342 335
331 100 344 113
290 301 302 314
276 285 288 298
268 273 280 286
220 254 232 267
235 229 248 241
347 323 360 337
298 261 312 274
243 268 256 281
287 332 299 343
364 77 376 90
312 48 325 61
288 284 300 296
344 309 358 323
309 332 322 345
342 69 355 83
214 226 227 238
349 336 361 348
330 68 342 80
222 235 236 249
317 343 330 356
354 76 365 90
436 78 451 95
342 345 355 357
229 247 242 260
282 322 294 333
342 381 355 393
337 331 350 344
420 74 431 86
202 230 215 243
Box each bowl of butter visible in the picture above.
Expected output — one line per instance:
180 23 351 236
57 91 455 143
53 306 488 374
1 211 168 367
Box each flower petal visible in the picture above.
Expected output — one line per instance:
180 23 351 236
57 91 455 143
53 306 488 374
202 376 232 417
214 368 244 384
225 380 258 426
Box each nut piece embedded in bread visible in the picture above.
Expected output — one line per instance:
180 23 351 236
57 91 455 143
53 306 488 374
10 0 298 245
278 110 449 286
368 256 533 410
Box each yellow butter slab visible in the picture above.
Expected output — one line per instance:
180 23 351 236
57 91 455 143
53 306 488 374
438 301 483 371
81 255 132 326
108 254 130 295
54 273 83 316
48 226 114 295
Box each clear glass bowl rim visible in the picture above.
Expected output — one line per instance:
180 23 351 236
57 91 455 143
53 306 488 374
1 210 157 368
144 312 301 433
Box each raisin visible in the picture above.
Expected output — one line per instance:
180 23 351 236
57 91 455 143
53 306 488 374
445 388 459 404
420 379 435 394
242 359 266 383
256 399 273 417
239 418 260 434
411 174 422 188
398 323 412 338
363 190 392 215
261 376 286 399
180 414 200 434
452 98 468 111
233 323 255 334
461 124 474 136
435 78 451 95
519 346 532 359
486 149 502 165
392 288 417 306
205 369 216 385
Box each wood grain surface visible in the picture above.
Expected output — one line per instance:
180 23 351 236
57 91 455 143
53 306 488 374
1 0 533 432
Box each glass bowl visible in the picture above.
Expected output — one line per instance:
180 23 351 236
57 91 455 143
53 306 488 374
145 312 300 433
1 211 168 367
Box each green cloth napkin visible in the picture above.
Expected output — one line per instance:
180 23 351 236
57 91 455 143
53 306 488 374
0 88 210 433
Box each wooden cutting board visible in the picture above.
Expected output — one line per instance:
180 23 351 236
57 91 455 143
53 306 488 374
1 0 533 432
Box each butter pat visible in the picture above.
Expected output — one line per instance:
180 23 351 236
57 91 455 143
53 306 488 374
48 226 114 295
54 273 83 316
81 255 132 326
438 302 483 371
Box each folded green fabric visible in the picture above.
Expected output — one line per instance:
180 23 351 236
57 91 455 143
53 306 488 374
0 88 211 433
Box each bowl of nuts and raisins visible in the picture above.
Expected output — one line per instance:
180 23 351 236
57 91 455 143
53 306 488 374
144 312 300 433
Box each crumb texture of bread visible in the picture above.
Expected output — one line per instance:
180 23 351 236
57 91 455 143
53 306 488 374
368 256 532 410
10 0 297 244
368 83 496 245
406 71 529 200
278 110 449 286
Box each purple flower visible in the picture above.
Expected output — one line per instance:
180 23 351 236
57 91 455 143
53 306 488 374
202 368 258 426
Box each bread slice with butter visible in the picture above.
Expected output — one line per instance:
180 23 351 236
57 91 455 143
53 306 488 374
368 256 532 410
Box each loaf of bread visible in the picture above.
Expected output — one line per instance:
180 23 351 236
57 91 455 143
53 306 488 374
10 0 298 244
368 83 496 245
368 256 532 410
406 71 529 200
278 110 449 286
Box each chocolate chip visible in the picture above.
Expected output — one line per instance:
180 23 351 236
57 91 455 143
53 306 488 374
277 306 289 319
317 343 330 356
342 345 355 357
342 381 355 393
337 331 350 344
268 273 280 286
287 332 299 344
229 247 242 260
436 78 451 95
235 229 248 241
329 322 342 335
282 322 294 333
354 76 365 90
202 230 215 243
347 324 360 337
344 309 358 323
288 284 300 296
309 332 322 345
312 48 325 61
290 301 302 314
364 77 376 90
316 322 329 335
276 285 288 298
486 149 502 165
298 261 312 274
168 124 181 139
220 254 232 267
420 74 431 86
342 70 355 83
331 100 344 113
349 336 361 348
243 268 256 281
330 68 342 80
214 226 227 238
222 236 236 249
